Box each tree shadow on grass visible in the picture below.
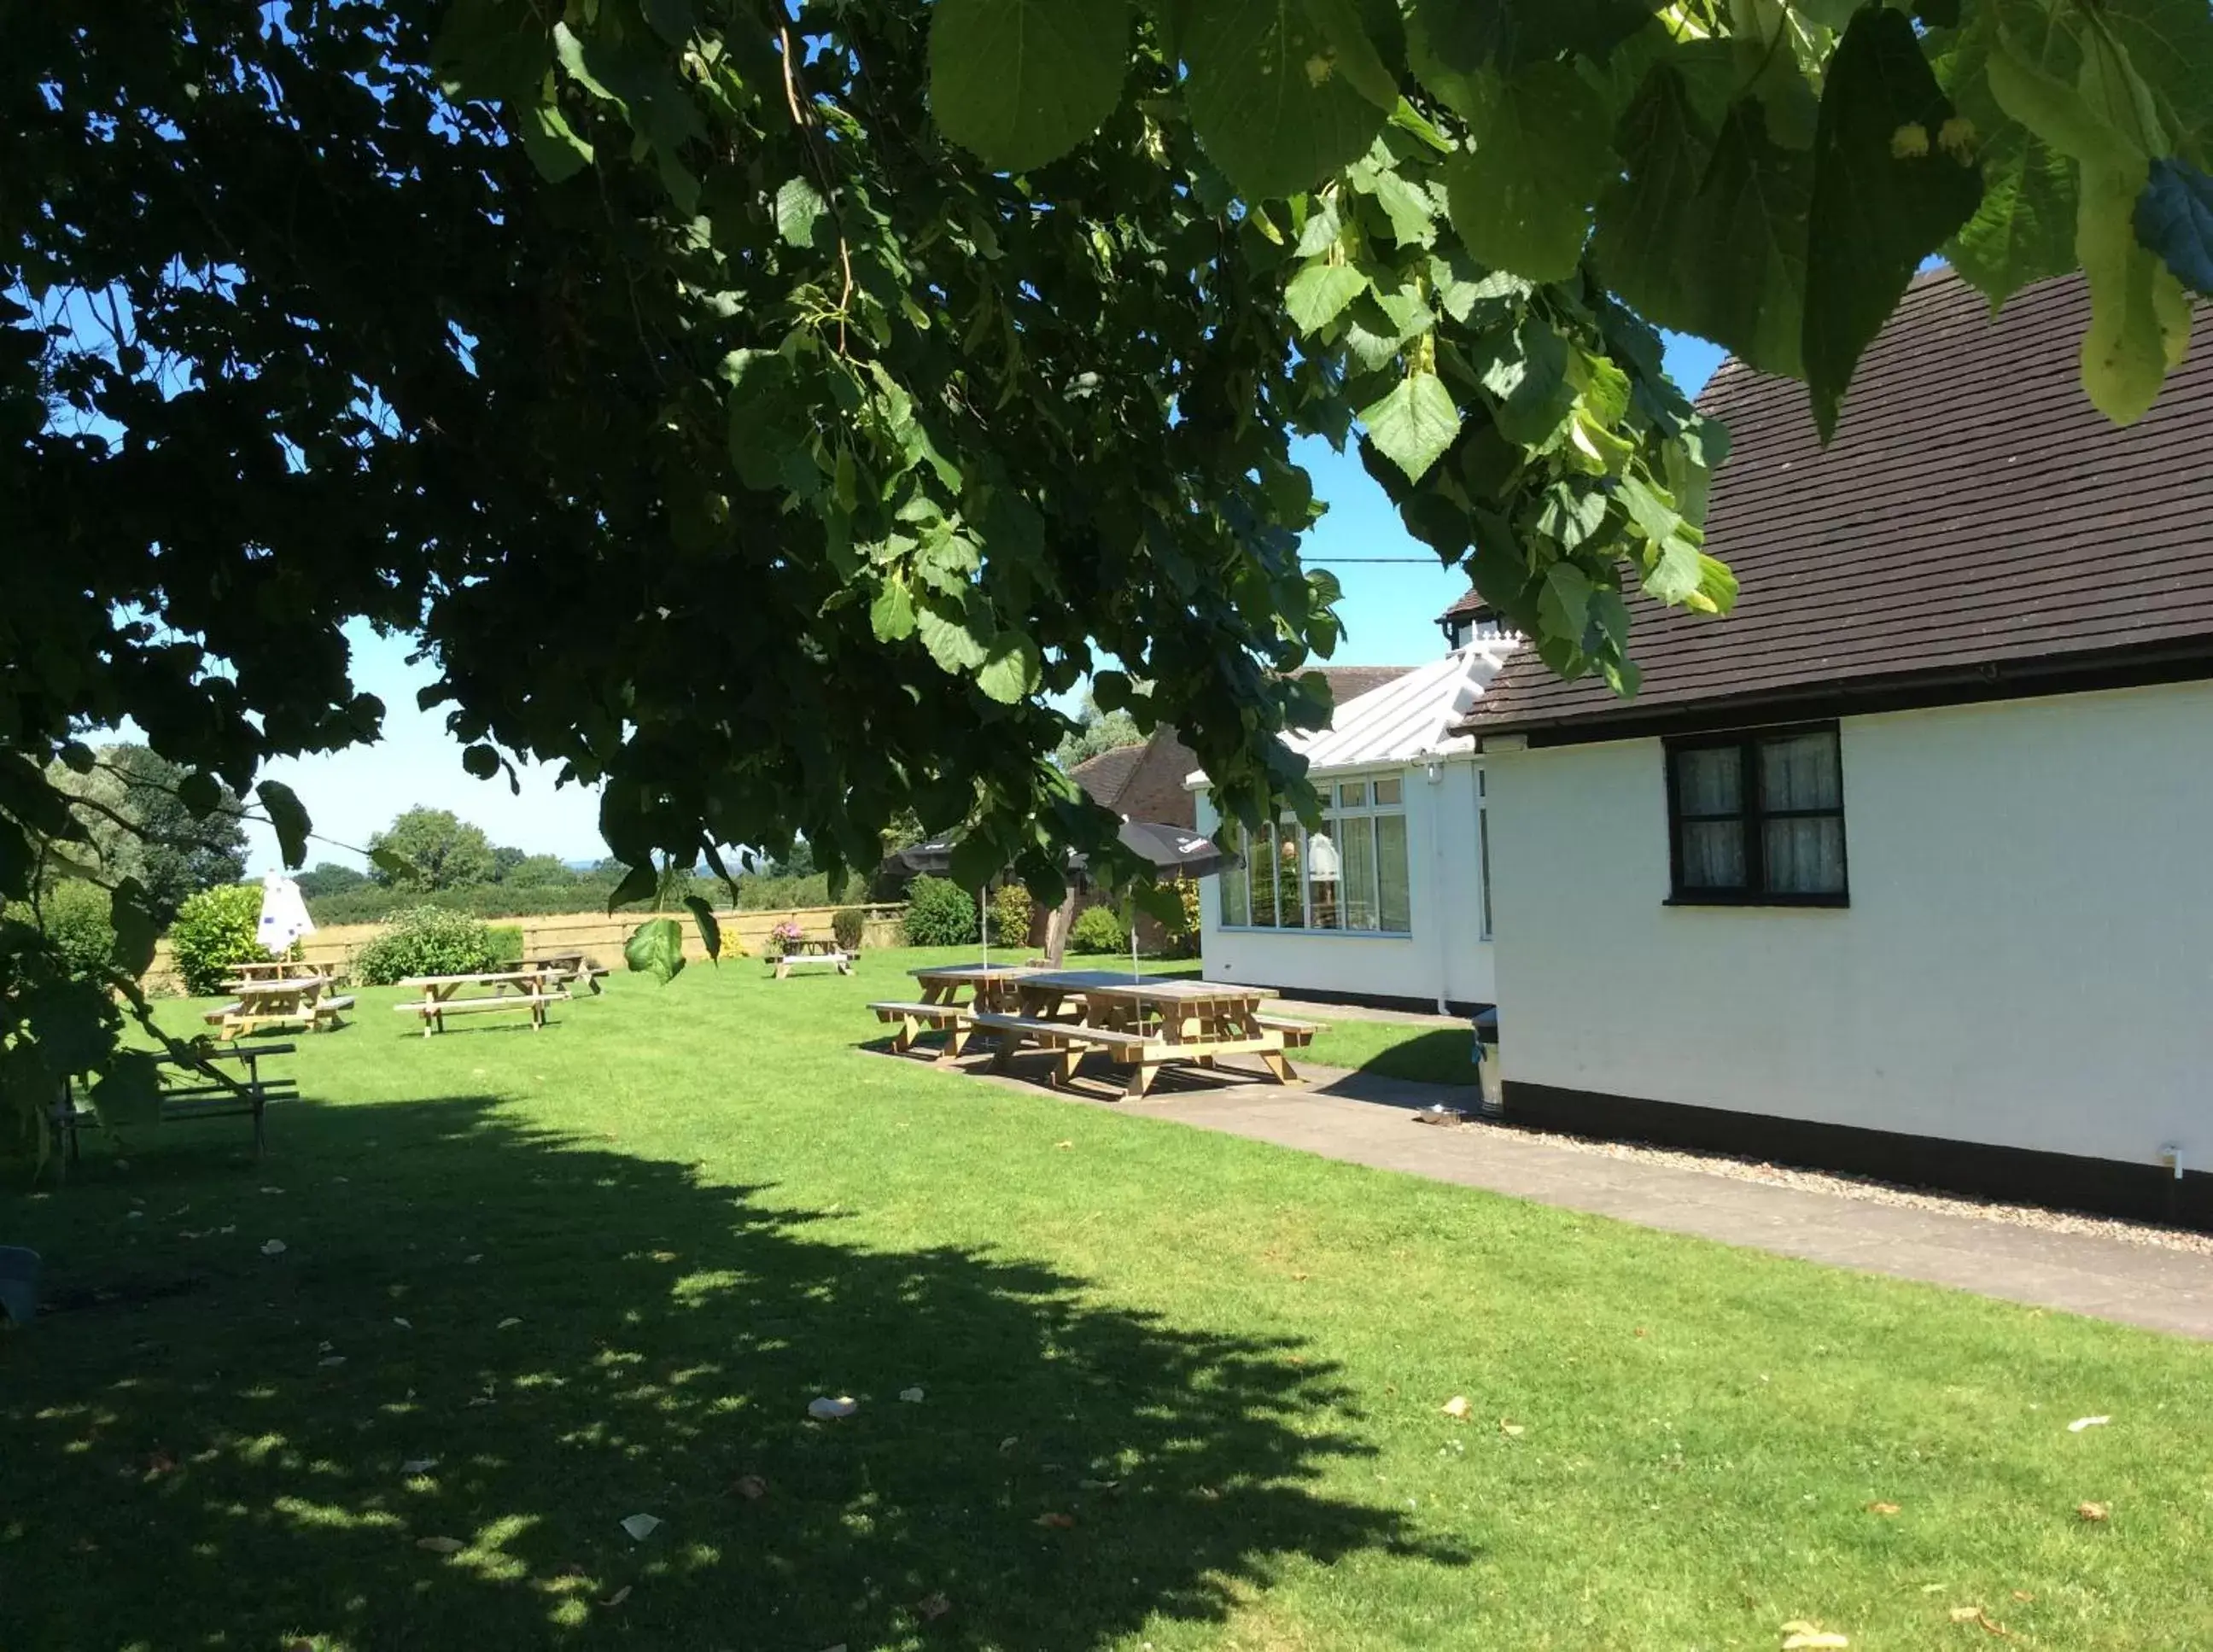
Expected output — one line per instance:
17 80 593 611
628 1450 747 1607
1323 1029 1480 1089
3 1095 1465 1650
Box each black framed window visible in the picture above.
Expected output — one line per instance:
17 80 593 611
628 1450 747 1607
1665 724 1848 906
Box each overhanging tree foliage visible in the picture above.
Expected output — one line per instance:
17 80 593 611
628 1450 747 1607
4 0 2208 1136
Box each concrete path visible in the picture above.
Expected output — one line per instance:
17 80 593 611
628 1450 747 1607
966 1054 2213 1340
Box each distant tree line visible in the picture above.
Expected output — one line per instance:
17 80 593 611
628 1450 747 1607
294 807 914 925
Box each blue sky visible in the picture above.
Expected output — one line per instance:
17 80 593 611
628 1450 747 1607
241 333 1730 872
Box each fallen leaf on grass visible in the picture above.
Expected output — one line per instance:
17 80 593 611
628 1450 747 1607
2067 1416 2111 1433
1035 1512 1076 1529
809 1395 858 1421
1866 1502 1901 1516
1440 1396 1470 1420
400 1457 439 1475
914 1592 952 1621
619 1514 662 1540
260 1239 288 1257
1077 1478 1121 1491
1498 1420 1524 1438
416 1536 465 1554
998 1435 1019 1452
1054 1141 1074 1150
2012 1591 2034 1602
392 1317 412 1330
464 1253 482 1264
318 1356 347 1369
1780 1624 1849 1649
599 1585 632 1608
2076 1501 2109 1522
1950 1606 1984 1622
732 1474 767 1501
497 1316 523 1330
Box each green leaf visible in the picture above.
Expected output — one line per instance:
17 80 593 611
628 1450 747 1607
91 1050 166 1131
1938 5 2078 306
929 0 1132 172
1642 534 1702 604
976 629 1044 703
1299 0 1400 112
433 0 555 100
1182 0 1388 199
108 878 157 978
2078 161 2179 423
2135 156 2213 294
1359 369 1462 482
1359 164 1439 247
623 916 686 984
1404 0 1650 100
775 177 827 248
1595 80 1813 380
916 598 992 673
1803 6 1983 440
1537 562 1592 644
681 895 721 963
871 574 918 642
367 844 414 881
519 87 594 184
606 860 660 912
1283 262 1369 332
254 779 311 868
1445 61 1614 283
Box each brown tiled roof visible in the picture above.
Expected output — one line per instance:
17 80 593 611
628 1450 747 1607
1068 742 1147 808
1304 664 1416 705
1439 585 1486 623
1469 271 2213 739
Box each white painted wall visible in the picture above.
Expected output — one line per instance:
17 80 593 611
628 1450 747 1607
1486 681 2213 1169
1194 760 1496 1007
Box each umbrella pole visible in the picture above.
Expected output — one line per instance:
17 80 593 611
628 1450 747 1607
979 886 987 968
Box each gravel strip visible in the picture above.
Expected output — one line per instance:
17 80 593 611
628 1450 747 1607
1419 1110 2213 1258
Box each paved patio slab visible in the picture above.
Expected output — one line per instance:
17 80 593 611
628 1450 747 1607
941 1048 2213 1340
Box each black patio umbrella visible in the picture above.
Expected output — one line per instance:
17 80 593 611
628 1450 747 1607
1109 820 1241 880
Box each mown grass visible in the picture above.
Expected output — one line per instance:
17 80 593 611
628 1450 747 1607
3 948 2209 1649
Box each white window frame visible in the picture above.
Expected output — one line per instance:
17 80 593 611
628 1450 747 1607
1217 773 1412 937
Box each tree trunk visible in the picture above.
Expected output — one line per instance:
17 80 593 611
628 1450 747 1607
1042 887 1080 967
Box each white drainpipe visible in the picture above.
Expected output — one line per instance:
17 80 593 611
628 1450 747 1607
1425 758 1449 1014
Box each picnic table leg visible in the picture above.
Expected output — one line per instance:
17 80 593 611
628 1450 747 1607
1124 1059 1156 1100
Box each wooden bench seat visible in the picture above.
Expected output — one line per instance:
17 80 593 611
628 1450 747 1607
203 995 353 1038
394 994 557 1035
971 1012 1168 1094
1253 1013 1322 1048
869 1000 976 1059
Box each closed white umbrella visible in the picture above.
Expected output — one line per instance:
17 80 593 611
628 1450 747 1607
256 872 316 956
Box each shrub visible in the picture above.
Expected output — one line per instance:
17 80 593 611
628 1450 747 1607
28 880 120 977
1068 903 1126 955
167 883 273 996
1166 877 1202 960
352 907 503 986
831 907 865 950
901 875 977 947
486 925 525 966
987 883 1032 948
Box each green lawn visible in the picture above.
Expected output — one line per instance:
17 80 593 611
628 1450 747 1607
4 949 2210 1650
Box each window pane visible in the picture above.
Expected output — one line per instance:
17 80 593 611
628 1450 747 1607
1374 777 1404 805
1681 820 1748 889
1276 826 1308 928
1219 825 1249 926
1338 779 1369 808
1376 814 1411 932
1306 829 1343 929
1764 816 1846 895
1478 808 1492 940
1339 814 1378 931
1674 746 1742 815
1760 730 1842 812
1247 826 1278 927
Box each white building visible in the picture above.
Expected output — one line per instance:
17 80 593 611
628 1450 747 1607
1191 638 1518 1013
1467 271 2213 1228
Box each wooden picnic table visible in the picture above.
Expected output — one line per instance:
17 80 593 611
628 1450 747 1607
499 952 609 996
867 964 1044 1059
771 934 854 979
225 958 341 987
394 969 561 1036
978 971 1299 1099
204 976 354 1040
